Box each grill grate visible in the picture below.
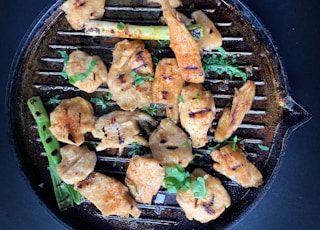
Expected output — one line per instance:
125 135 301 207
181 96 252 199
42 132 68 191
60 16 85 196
11 0 296 229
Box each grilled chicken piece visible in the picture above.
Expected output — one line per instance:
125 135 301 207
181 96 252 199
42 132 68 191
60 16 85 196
60 0 105 30
179 84 215 148
152 58 185 123
155 0 205 83
149 118 193 167
92 110 157 154
210 143 263 188
75 172 141 218
107 39 154 111
176 168 231 223
56 145 96 184
215 80 256 143
49 97 95 146
65 50 108 93
191 10 222 52
125 156 165 204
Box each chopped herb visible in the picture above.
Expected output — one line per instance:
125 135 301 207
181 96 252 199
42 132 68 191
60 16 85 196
164 165 207 198
157 40 170 47
206 135 239 154
164 165 191 193
131 71 154 85
195 92 201 101
179 96 184 103
58 50 69 79
202 47 247 82
191 177 207 198
127 142 143 156
45 95 60 107
181 140 190 147
90 96 108 111
106 92 113 100
258 144 269 151
141 104 157 116
152 54 159 63
117 22 126 30
128 184 138 196
69 59 98 84
193 153 204 158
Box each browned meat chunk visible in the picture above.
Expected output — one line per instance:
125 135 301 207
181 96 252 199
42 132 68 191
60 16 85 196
107 39 154 111
92 110 157 154
176 168 231 223
65 50 108 93
49 97 95 146
179 83 215 148
210 143 263 188
215 80 256 142
60 0 105 30
149 118 193 167
57 145 97 184
75 172 141 218
152 58 185 123
125 156 165 204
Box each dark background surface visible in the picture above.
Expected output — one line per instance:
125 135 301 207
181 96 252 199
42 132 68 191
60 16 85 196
1 0 319 229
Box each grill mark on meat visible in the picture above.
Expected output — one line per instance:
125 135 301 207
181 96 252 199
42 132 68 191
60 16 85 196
188 108 211 118
118 74 126 84
201 195 215 215
232 163 243 171
68 133 76 143
117 127 124 144
161 90 169 100
166 145 178 150
183 65 199 70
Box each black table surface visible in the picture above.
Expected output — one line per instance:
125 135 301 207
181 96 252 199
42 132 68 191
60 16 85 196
1 0 319 229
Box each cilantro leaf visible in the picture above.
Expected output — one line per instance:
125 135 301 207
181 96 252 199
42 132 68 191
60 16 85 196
141 104 157 116
202 47 247 82
191 177 207 198
90 96 108 111
117 22 125 30
179 95 184 103
164 165 191 193
131 71 154 85
69 59 98 84
45 95 60 107
127 142 143 156
206 135 239 154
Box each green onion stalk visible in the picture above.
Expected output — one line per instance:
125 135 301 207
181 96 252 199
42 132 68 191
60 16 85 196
27 96 82 210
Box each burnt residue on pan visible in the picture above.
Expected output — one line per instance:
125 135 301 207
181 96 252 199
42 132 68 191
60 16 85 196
7 0 311 229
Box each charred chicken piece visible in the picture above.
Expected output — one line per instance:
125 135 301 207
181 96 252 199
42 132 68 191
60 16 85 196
154 0 205 83
60 0 105 30
107 39 154 111
57 145 97 184
215 80 256 142
65 50 108 93
75 172 141 218
210 143 263 188
92 110 158 154
176 168 231 223
191 10 222 52
152 58 185 123
179 83 215 148
49 97 95 146
125 156 165 204
149 118 193 167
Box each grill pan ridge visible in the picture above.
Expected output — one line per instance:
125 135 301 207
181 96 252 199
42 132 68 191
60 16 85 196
6 0 311 229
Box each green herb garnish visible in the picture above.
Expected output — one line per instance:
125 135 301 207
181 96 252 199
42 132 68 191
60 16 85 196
69 59 98 84
90 96 108 111
127 142 143 156
128 184 138 196
191 177 207 198
202 47 247 81
179 95 184 103
58 50 69 79
45 95 60 107
258 144 269 151
181 140 190 147
141 104 157 116
206 135 239 154
164 165 207 198
131 71 154 85
117 22 126 30
195 92 201 101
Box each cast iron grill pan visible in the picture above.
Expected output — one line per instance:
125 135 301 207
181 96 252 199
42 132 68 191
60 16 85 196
7 0 311 229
